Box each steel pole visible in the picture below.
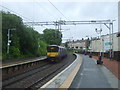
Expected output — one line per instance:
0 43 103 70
111 22 114 58
100 31 102 57
7 28 16 54
109 23 112 59
7 29 10 54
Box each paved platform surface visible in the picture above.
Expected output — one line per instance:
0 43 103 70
1 56 47 69
70 54 119 89
93 56 120 80
2 56 46 65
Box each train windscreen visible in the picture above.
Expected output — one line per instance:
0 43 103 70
47 46 59 52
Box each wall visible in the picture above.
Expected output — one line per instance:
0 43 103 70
91 40 101 52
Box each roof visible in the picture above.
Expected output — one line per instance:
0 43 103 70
48 45 66 49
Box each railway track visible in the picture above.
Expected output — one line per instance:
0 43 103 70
2 54 76 89
2 62 50 88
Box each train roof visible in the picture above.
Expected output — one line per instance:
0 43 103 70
48 45 66 49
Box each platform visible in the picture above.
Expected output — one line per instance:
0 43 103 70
1 56 47 68
69 55 119 89
39 54 119 89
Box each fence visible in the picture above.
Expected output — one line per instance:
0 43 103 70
79 51 120 61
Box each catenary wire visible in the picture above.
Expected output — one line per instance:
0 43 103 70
47 0 70 21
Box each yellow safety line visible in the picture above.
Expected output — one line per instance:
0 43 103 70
58 56 83 89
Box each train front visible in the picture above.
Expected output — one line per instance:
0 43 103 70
47 45 59 60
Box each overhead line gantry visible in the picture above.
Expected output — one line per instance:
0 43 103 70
24 19 115 59
24 20 112 27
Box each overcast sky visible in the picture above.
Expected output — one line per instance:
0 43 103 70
1 0 119 43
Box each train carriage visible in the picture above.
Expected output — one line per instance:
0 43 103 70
47 45 67 62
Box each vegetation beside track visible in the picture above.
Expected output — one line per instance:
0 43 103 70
2 11 62 60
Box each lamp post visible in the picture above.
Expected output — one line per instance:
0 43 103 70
111 20 116 59
95 28 103 64
7 28 16 54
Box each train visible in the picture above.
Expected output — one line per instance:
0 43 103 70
47 45 67 62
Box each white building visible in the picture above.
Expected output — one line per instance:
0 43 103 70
91 39 101 52
67 32 120 52
101 32 120 52
67 40 86 50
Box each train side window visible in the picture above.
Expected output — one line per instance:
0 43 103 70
60 48 61 52
61 48 62 52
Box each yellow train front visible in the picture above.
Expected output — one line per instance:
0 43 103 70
47 45 67 62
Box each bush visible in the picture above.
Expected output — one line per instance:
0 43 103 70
38 40 47 56
10 46 21 58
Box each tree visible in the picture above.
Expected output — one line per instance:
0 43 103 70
2 11 48 59
65 42 68 48
38 40 47 56
43 29 62 45
2 11 23 58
